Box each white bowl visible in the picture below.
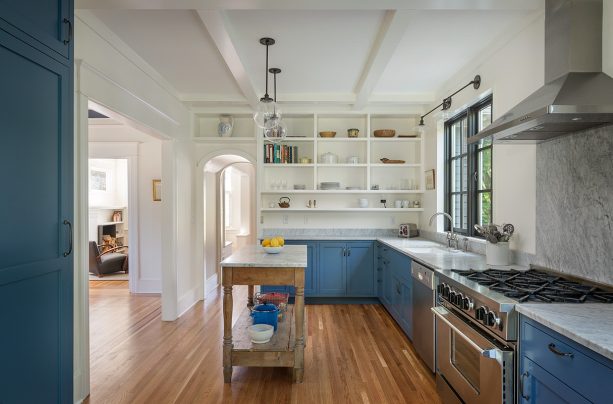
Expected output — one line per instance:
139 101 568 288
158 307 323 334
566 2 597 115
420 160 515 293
248 324 274 343
263 246 284 254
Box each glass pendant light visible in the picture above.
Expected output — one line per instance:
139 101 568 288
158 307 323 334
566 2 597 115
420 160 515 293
264 67 286 143
253 38 282 129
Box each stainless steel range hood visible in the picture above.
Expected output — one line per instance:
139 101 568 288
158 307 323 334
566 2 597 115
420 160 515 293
470 0 613 144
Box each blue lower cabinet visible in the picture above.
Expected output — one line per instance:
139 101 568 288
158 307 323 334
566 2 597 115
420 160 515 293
519 316 613 404
346 242 375 296
317 242 346 296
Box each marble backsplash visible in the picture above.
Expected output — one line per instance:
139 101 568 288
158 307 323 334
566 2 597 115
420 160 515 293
535 124 613 286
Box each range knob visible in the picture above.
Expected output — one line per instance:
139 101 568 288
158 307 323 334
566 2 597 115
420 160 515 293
454 293 464 306
442 284 451 299
476 306 488 321
486 311 501 327
462 297 474 310
448 291 456 303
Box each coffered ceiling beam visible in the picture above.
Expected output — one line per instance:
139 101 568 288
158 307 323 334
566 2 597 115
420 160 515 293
352 10 413 110
77 0 543 11
196 10 260 110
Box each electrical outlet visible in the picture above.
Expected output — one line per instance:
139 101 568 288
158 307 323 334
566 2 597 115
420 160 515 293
282 215 289 224
390 216 396 225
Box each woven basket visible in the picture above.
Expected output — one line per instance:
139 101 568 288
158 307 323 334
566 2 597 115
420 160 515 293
373 129 396 137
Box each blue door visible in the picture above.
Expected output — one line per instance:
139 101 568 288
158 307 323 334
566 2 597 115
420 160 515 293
0 25 73 403
0 0 72 60
346 242 374 296
318 242 345 296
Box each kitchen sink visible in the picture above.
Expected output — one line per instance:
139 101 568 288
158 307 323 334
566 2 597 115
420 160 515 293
407 246 462 254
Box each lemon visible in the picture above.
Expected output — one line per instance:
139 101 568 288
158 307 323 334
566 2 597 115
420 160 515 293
261 239 271 247
270 239 280 247
278 237 285 246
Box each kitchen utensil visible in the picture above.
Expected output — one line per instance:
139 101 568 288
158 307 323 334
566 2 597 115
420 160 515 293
380 158 406 164
346 156 359 164
320 152 339 164
347 128 359 138
373 129 396 137
248 324 274 344
319 131 336 138
358 198 369 208
250 303 279 330
278 197 290 208
503 223 515 236
319 182 340 190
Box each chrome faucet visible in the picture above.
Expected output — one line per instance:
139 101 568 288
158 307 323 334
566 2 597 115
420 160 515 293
429 212 458 250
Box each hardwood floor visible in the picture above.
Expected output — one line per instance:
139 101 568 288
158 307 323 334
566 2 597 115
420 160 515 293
86 282 440 403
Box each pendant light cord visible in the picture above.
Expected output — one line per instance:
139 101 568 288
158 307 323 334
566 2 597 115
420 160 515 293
264 44 270 98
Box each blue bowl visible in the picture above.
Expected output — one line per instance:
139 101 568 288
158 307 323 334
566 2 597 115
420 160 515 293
251 303 279 330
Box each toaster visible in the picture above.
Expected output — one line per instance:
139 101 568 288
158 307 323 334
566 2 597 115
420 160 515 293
399 223 419 238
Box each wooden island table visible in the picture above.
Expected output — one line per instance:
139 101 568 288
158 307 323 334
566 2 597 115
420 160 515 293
220 244 307 383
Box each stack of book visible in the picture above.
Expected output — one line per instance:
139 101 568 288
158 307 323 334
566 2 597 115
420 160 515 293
264 144 299 164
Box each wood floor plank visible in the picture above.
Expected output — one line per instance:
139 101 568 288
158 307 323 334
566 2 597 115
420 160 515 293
86 282 440 404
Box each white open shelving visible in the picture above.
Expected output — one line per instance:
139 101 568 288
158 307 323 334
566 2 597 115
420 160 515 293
258 113 425 218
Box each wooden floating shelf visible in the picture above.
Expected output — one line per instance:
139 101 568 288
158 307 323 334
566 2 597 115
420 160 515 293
370 163 422 167
316 138 368 142
317 164 368 167
263 163 314 167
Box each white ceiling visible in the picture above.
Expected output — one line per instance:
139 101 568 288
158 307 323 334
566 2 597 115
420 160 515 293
84 2 543 112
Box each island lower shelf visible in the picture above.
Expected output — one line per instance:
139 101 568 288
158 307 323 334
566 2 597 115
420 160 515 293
232 304 300 367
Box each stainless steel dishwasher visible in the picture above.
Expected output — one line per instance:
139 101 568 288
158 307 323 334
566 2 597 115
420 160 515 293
411 261 436 372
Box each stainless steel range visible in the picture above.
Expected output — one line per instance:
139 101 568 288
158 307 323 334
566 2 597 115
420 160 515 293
432 267 613 404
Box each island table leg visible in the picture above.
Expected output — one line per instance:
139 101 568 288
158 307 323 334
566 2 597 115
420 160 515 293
293 284 305 383
222 268 233 383
247 285 254 308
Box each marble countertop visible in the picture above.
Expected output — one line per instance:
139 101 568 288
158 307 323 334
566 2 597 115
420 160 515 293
220 245 307 268
516 304 613 361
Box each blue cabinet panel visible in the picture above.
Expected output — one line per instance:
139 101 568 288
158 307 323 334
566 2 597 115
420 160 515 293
519 357 589 404
0 25 73 403
519 316 613 404
0 0 72 61
346 242 375 297
318 242 346 296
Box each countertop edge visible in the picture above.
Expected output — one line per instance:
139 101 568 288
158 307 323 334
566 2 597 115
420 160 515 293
515 305 613 362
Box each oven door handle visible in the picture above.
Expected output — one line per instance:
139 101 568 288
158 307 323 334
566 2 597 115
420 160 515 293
431 306 499 360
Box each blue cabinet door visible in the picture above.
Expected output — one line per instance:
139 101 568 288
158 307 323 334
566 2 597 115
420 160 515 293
0 27 73 403
519 357 590 404
318 242 346 296
0 0 72 60
376 244 385 299
346 242 375 297
397 276 412 339
304 242 316 295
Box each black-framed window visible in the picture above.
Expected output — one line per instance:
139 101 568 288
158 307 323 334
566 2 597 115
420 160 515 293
444 96 492 236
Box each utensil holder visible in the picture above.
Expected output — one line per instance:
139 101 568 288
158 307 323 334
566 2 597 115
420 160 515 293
486 242 510 265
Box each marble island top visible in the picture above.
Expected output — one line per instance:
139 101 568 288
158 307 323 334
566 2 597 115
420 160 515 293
220 244 307 268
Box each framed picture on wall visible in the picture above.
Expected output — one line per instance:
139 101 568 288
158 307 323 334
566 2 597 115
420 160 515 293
425 169 436 190
90 169 107 191
152 179 161 201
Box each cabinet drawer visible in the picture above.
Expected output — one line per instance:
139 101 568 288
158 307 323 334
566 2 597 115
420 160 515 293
521 319 613 402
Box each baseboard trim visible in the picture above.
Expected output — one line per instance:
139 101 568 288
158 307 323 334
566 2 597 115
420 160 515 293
205 273 219 295
303 297 381 305
177 287 200 317
133 278 162 294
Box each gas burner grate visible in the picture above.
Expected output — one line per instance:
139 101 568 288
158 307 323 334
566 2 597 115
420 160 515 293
452 269 613 303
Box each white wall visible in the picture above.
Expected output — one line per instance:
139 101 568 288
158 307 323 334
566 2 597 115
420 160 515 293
137 141 163 289
420 13 545 255
88 159 128 208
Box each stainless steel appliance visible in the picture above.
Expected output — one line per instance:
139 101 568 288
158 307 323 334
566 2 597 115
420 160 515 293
411 261 436 372
433 267 613 404
470 0 613 144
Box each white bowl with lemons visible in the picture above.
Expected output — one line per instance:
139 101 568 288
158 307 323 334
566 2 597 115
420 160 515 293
261 236 285 253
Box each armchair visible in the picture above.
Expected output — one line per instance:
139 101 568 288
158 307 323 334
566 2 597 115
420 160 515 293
89 241 129 277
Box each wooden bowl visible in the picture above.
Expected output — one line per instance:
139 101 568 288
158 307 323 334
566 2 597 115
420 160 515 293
373 129 396 137
319 131 337 138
